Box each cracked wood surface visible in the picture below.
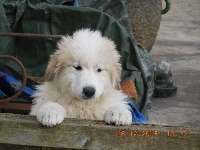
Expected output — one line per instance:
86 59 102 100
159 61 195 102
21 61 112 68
0 114 199 150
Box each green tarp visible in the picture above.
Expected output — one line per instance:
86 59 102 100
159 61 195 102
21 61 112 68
0 0 176 118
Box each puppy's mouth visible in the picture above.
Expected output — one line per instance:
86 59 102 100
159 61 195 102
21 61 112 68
81 95 95 100
70 90 96 101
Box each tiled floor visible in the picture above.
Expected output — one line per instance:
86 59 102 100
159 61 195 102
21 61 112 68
148 0 200 126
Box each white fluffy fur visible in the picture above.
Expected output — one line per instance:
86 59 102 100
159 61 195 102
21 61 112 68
30 29 132 127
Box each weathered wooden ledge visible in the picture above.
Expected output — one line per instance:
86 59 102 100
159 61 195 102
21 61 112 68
0 113 199 150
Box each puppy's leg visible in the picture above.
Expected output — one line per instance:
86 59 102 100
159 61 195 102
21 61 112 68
36 102 66 127
104 105 132 126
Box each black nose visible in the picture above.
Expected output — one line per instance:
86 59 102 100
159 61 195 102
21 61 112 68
83 86 95 98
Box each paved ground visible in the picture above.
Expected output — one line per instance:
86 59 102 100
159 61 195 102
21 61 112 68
148 0 200 126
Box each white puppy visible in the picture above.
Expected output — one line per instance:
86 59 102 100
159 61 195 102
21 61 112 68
30 29 132 127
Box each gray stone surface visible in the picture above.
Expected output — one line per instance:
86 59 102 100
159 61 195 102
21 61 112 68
126 0 162 51
148 0 200 126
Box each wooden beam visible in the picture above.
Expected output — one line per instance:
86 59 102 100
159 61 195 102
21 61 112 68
0 114 199 150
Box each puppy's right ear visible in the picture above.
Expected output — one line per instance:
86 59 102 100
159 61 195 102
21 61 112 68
45 36 72 82
45 52 62 82
45 50 66 82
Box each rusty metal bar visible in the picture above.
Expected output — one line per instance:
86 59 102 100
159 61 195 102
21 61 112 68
0 32 62 39
0 55 27 103
0 102 31 111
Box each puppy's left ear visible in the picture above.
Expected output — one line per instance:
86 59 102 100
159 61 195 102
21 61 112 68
105 38 122 89
110 62 122 89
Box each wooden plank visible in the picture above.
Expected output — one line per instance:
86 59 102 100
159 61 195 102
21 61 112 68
0 144 41 150
0 113 199 150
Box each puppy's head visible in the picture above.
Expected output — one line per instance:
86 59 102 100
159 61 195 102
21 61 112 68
45 29 121 100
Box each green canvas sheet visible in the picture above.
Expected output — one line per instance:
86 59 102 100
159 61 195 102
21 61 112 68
0 0 177 118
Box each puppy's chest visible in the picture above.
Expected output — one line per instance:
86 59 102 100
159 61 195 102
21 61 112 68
66 104 105 120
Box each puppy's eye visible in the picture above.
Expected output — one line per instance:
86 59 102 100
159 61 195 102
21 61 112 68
73 65 82 70
97 68 102 72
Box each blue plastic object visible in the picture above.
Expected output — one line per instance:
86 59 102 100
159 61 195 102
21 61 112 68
128 100 147 124
0 71 34 102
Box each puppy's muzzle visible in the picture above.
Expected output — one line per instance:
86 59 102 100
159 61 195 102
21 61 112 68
82 86 95 99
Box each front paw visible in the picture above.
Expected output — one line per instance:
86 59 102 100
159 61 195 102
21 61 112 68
37 102 66 127
104 106 132 125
